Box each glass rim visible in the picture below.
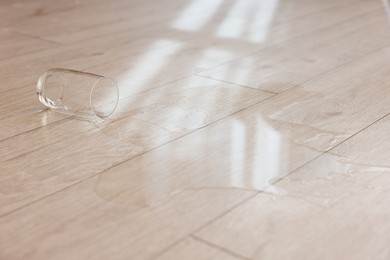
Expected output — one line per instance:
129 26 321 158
89 76 119 118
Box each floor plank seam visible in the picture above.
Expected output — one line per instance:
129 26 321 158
0 43 60 63
184 192 260 247
148 191 258 260
3 139 63 163
3 18 390 224
325 111 390 153
286 0 370 22
196 6 382 78
7 58 386 218
0 71 259 160
3 0 390 259
184 112 390 249
0 94 276 219
194 74 278 95
187 109 390 250
197 36 390 100
0 6 382 96
0 115 70 143
190 235 252 260
0 73 193 143
12 31 63 45
271 42 390 98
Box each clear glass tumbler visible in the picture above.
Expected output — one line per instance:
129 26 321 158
36 68 119 119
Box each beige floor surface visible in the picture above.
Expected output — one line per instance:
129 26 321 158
1 0 390 259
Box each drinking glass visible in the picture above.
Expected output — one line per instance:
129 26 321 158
36 68 119 119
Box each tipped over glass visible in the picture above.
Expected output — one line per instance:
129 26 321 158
36 68 119 119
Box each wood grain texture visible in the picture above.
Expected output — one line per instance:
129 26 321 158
1 0 390 259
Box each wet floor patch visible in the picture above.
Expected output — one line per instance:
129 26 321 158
92 114 390 209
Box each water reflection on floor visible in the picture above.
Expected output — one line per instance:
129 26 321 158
93 113 390 209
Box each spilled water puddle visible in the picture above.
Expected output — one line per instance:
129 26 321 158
272 154 390 208
93 115 390 209
114 103 209 133
123 104 209 133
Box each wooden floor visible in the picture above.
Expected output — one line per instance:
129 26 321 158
1 0 390 259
